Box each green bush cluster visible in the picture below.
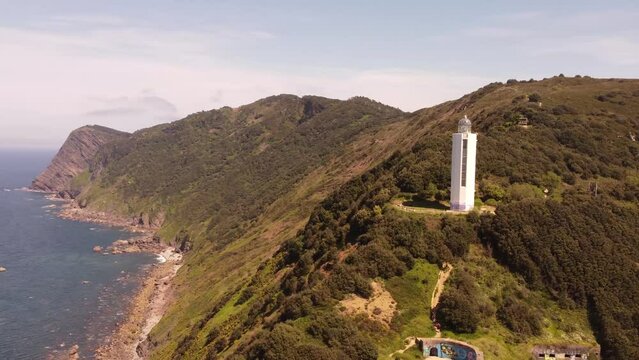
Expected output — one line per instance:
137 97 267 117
436 271 485 333
480 198 639 357
496 297 542 336
89 95 404 248
98 77 639 358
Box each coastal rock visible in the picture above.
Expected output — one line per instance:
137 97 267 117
68 344 79 359
122 245 141 253
30 125 129 194
57 190 80 200
175 230 192 253
112 239 129 247
92 245 103 253
0 266 6 272
136 338 150 358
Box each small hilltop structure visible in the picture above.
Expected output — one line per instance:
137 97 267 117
450 115 477 212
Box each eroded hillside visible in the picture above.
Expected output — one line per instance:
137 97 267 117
31 125 129 196
44 76 639 359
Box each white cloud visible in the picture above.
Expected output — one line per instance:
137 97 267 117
463 26 532 39
0 23 491 148
33 14 126 28
460 9 639 73
539 36 639 66
83 94 178 124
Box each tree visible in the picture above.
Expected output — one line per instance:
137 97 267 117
540 171 562 195
497 297 542 336
437 288 480 333
479 180 506 202
528 93 542 102
507 183 544 201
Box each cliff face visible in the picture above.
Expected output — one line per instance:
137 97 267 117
31 125 129 196
35 78 639 358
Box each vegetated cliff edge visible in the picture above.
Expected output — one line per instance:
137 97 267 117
39 77 639 359
147 77 636 360
31 125 129 197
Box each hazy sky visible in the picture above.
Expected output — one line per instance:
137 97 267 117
1 0 638 148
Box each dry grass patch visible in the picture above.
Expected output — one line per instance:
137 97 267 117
338 281 397 327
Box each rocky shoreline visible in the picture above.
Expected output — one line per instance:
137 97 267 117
95 248 182 360
47 196 182 360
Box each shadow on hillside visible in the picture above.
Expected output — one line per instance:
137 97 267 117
402 199 448 210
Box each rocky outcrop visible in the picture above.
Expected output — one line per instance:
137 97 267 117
31 125 129 194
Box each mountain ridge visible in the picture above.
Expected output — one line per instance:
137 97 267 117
34 76 639 359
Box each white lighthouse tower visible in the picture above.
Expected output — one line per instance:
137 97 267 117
450 115 477 211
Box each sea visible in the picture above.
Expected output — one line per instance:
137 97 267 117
0 150 156 359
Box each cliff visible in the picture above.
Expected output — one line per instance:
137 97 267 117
30 125 129 197
142 77 638 359
35 77 639 359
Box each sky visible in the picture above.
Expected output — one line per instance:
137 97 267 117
1 0 638 149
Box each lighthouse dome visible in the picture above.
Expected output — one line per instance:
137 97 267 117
458 115 472 133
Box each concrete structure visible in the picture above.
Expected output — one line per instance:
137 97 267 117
450 115 477 211
418 337 484 360
531 344 600 359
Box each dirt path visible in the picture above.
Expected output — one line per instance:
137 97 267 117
389 337 416 358
430 262 453 338
388 263 455 357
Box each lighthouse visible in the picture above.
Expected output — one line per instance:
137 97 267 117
450 115 477 211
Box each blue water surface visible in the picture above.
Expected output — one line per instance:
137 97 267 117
0 150 155 359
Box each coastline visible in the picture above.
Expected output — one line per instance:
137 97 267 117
95 248 182 359
48 196 181 360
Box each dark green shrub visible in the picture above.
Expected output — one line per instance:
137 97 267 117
280 295 312 321
497 297 542 336
436 288 480 333
528 93 542 102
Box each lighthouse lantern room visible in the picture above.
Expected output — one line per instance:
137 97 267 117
450 115 477 212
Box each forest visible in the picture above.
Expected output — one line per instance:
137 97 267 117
66 76 639 359
218 77 639 359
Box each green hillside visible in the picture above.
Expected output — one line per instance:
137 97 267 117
68 76 639 359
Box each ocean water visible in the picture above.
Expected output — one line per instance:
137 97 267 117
0 150 156 359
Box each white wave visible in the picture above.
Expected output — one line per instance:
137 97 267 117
3 188 10 192
155 254 167 263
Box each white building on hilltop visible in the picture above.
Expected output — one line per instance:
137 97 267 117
450 115 477 211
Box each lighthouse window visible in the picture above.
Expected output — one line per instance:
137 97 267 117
461 139 468 187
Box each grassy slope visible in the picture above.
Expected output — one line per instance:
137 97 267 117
441 245 596 359
373 208 596 359
148 116 445 358
63 76 639 358
150 77 639 359
72 95 448 358
377 260 439 356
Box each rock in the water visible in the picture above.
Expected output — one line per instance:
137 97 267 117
92 245 103 253
68 344 79 359
0 266 6 272
112 239 129 247
122 245 141 253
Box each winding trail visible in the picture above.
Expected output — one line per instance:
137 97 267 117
389 263 454 358
390 337 417 358
430 262 453 338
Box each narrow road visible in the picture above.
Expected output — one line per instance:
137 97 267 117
430 262 453 338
